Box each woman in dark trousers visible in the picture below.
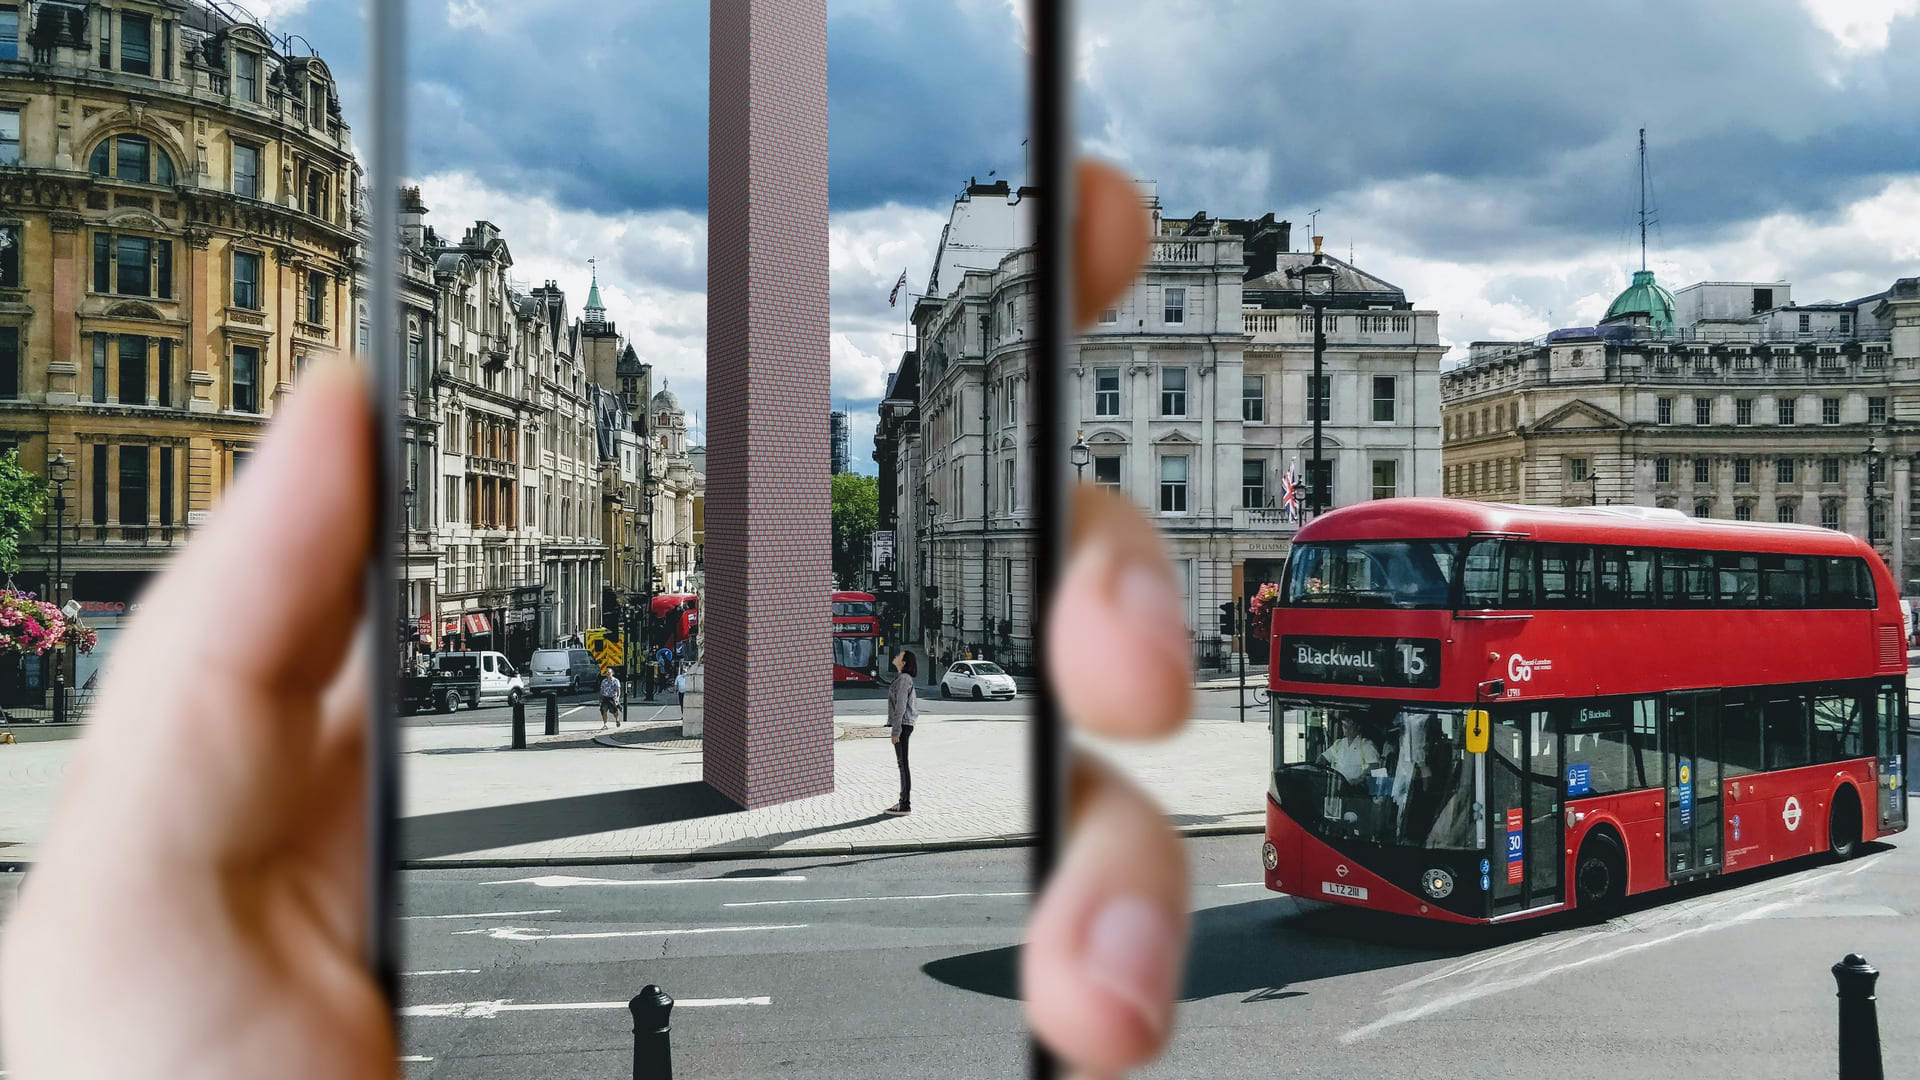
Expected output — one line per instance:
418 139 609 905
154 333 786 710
885 649 918 815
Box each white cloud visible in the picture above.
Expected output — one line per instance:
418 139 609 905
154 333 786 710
1802 0 1919 53
445 0 490 31
233 0 313 24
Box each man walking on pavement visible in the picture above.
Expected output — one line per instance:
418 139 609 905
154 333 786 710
885 649 918 815
598 667 623 730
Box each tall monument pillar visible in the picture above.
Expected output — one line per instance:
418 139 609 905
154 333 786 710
704 0 834 808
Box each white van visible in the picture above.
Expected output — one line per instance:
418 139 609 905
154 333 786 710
429 651 527 710
1903 599 1915 648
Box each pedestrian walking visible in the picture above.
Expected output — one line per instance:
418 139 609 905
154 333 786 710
885 650 918 815
598 667 622 730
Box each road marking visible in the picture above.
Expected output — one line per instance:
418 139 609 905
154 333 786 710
399 1057 434 1063
403 997 770 1019
452 923 806 942
722 891 1027 908
402 910 563 920
562 705 587 718
479 874 808 888
406 969 482 976
1214 881 1266 888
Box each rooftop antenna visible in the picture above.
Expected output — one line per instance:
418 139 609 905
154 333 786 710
1637 127 1651 272
1307 208 1321 244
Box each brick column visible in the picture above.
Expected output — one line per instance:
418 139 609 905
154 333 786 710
704 0 833 809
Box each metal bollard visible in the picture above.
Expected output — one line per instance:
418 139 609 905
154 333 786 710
510 696 526 750
630 984 674 1079
544 692 560 737
1834 953 1884 1080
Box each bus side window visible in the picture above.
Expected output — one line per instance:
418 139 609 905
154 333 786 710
1763 694 1812 771
1500 543 1535 609
1761 555 1809 609
1812 692 1865 762
1631 697 1662 789
1720 693 1766 778
1715 553 1761 608
1563 700 1633 796
1538 544 1593 607
1658 549 1714 607
1460 540 1502 608
1853 558 1877 609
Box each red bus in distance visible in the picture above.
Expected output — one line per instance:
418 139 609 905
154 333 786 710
1262 498 1908 924
832 591 880 685
651 594 698 652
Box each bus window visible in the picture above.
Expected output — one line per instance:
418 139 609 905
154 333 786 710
1596 546 1656 607
1283 541 1456 608
1852 558 1878 608
1763 695 1812 771
1460 540 1502 607
1715 553 1761 607
1271 703 1478 850
1813 557 1876 609
1812 692 1865 762
1720 693 1765 777
1658 550 1714 607
1538 544 1593 607
1562 699 1641 796
1500 543 1535 609
1760 555 1809 609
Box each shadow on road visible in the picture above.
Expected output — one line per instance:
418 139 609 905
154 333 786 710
400 782 739 859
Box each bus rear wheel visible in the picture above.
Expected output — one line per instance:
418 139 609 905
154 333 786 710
1574 832 1626 921
1829 787 1861 861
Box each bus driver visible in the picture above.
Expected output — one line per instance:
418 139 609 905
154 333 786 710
1320 715 1382 786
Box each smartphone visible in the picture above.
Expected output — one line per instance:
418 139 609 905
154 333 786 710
1029 0 1073 1075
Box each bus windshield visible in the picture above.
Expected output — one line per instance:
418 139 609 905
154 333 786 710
1272 702 1480 850
1284 541 1457 609
833 600 876 617
833 636 875 672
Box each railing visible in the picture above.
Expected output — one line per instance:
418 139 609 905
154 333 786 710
1 683 100 725
1243 309 1435 347
1147 235 1238 268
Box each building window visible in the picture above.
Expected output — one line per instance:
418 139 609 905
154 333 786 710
1777 457 1796 484
1657 397 1673 425
0 108 18 165
232 143 260 199
1822 457 1841 484
1372 376 1397 422
1736 398 1753 426
1098 307 1117 325
92 334 107 402
1870 502 1887 541
1821 502 1839 530
1242 375 1264 422
1308 460 1333 507
305 271 326 325
305 170 329 219
235 51 259 103
120 11 152 75
1778 502 1797 524
0 223 18 287
1779 398 1797 425
1242 459 1266 508
159 446 174 527
1163 287 1185 325
1841 313 1854 334
119 445 148 528
0 326 17 400
1003 458 1016 511
1693 499 1710 519
88 135 175 185
1159 455 1189 513
1569 457 1589 483
1869 396 1886 424
1822 398 1840 425
1694 398 1711 425
1734 458 1752 484
156 339 172 407
1308 375 1330 422
1799 312 1812 333
232 344 259 413
1372 460 1397 500
118 334 146 405
1869 457 1885 486
1093 456 1120 493
1160 367 1187 416
1734 504 1752 522
1694 458 1710 485
1094 368 1120 417
1655 457 1671 484
233 250 261 309
91 445 106 537
0 6 16 62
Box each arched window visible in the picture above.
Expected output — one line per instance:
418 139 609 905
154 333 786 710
89 135 176 185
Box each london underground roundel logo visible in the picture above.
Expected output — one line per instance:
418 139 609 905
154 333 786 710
1782 796 1803 831
1335 863 1350 878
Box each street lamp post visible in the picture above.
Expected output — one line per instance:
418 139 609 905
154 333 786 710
643 466 660 702
1588 470 1599 507
402 484 415 666
1865 437 1883 546
1070 430 1090 481
1288 238 1337 517
48 451 69 723
923 494 938 673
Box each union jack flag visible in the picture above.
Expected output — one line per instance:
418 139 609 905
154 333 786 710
888 269 909 307
1280 458 1301 522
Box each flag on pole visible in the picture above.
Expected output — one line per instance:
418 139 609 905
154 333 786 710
888 269 909 307
1281 458 1301 523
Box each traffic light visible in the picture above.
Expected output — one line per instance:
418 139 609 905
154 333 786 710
602 587 622 634
1218 600 1237 637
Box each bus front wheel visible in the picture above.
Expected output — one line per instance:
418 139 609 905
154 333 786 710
1574 831 1626 921
1829 787 1862 861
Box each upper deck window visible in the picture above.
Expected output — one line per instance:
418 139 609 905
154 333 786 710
1285 541 1456 609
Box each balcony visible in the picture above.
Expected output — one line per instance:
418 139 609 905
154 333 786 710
1146 235 1240 270
1232 506 1300 532
1244 309 1440 348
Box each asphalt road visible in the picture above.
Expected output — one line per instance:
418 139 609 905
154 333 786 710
390 822 1920 1079
406 681 1035 728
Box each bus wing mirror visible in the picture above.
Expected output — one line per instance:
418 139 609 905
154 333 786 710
1465 709 1491 755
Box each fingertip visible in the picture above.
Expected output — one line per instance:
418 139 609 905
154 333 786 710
1075 159 1150 326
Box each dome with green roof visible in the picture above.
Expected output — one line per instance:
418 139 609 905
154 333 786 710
1601 269 1676 332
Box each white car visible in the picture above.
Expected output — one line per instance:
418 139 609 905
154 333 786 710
940 661 1017 701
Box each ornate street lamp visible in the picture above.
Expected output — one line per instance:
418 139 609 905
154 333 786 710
1288 239 1337 516
1865 437 1884 544
48 450 70 721
1070 430 1090 480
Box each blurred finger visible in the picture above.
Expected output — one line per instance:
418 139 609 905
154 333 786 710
1076 160 1151 326
1023 754 1188 1072
1046 486 1193 739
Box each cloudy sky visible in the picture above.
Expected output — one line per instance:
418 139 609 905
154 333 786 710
265 0 1918 476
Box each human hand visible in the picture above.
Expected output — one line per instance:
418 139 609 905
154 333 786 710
1020 161 1196 1078
0 365 394 1079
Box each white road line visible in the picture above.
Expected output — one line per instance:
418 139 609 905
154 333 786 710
562 705 587 718
402 910 562 920
403 997 770 1019
452 923 806 942
406 969 482 976
478 874 807 888
1213 881 1266 888
723 891 1027 908
398 1057 434 1063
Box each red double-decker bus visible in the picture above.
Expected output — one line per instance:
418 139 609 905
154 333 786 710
832 591 880 685
1262 499 1908 924
651 594 698 651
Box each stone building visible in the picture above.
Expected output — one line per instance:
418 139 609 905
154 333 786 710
888 179 1443 670
1 1 358 694
1440 273 1920 587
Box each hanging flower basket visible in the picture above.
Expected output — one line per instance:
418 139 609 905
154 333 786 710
1247 582 1281 640
0 590 67 655
61 620 99 655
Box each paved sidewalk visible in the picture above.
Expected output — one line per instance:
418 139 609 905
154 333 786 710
0 706 1270 866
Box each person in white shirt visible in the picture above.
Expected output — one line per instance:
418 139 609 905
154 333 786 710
1321 715 1382 786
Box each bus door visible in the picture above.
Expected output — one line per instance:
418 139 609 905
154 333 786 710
1664 691 1723 880
1488 708 1564 915
1875 681 1907 833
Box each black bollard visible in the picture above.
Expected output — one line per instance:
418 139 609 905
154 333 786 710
630 984 674 1079
1834 953 1884 1080
510 696 527 750
544 692 560 736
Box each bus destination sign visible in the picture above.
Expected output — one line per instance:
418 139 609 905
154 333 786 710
1279 635 1442 689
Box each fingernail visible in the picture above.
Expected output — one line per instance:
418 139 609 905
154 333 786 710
1082 895 1178 1038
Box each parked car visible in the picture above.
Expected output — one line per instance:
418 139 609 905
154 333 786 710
419 651 525 711
940 661 1017 701
529 647 599 694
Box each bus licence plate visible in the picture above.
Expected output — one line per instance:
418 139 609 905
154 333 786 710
1321 881 1368 901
